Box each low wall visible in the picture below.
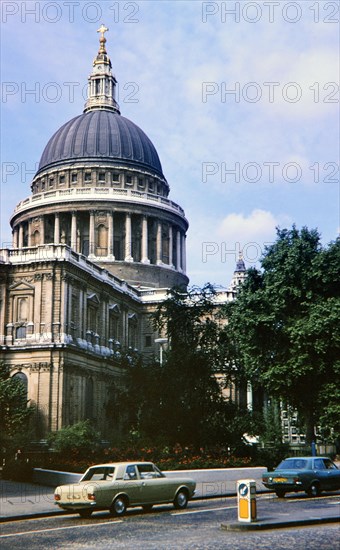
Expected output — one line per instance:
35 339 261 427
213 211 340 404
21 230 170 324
166 467 268 498
32 466 268 498
32 469 82 486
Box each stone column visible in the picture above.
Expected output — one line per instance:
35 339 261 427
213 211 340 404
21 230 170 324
54 213 60 244
40 216 45 245
89 211 95 257
176 230 181 271
18 224 24 248
182 233 186 274
141 215 149 263
108 211 114 258
27 220 32 247
71 211 77 251
156 221 162 265
168 224 173 267
13 227 19 248
124 213 133 261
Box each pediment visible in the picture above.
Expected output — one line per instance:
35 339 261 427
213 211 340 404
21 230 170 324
9 280 35 292
87 293 100 305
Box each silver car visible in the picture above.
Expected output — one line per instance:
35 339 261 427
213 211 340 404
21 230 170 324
54 462 196 517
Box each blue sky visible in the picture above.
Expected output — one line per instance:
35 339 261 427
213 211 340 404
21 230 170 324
1 0 339 288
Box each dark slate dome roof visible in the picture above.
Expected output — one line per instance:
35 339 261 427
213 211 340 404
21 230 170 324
37 110 164 177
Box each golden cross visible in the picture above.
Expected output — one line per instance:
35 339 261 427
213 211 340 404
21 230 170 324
97 24 109 39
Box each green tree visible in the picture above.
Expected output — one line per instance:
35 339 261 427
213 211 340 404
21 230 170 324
149 284 250 448
0 363 34 451
226 227 340 444
116 284 251 449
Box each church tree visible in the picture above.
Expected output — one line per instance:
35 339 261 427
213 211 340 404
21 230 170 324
225 227 340 444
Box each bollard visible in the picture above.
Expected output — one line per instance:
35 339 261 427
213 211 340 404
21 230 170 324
237 479 257 523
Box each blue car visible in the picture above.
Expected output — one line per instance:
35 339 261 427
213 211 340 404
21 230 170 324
262 456 340 498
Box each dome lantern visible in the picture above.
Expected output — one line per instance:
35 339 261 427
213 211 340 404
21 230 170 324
84 25 120 114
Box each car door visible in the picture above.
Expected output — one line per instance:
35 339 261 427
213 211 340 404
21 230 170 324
322 459 340 491
137 464 172 504
121 465 144 505
312 458 330 490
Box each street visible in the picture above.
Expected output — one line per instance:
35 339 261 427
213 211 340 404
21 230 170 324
1 493 339 549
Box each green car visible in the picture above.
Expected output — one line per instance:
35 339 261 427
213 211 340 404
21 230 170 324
54 462 196 518
262 456 340 498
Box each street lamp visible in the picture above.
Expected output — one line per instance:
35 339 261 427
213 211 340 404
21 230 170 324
154 337 168 366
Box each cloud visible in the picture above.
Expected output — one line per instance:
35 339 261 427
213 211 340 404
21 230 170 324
217 209 290 254
184 209 292 288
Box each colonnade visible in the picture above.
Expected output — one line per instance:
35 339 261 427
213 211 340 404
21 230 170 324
13 209 187 273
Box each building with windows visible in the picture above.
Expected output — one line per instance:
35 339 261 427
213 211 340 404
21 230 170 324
0 28 243 440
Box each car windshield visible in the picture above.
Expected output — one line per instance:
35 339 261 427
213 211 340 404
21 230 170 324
277 459 308 470
81 466 115 481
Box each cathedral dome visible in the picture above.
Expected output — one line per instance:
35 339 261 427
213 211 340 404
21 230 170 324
10 26 188 292
37 110 164 177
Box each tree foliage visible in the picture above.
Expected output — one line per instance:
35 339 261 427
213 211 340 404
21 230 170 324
0 363 34 451
47 420 101 455
117 285 253 449
225 227 340 443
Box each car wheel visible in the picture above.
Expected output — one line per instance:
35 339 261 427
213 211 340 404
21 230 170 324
78 509 93 518
307 482 320 498
275 489 286 498
173 489 188 510
142 504 153 513
110 496 127 516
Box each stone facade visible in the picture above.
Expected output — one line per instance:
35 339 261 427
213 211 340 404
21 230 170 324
0 245 170 438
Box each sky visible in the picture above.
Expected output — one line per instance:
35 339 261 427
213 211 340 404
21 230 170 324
1 0 339 288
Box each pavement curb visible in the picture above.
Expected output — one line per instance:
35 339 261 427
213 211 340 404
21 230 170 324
0 510 68 523
221 515 340 531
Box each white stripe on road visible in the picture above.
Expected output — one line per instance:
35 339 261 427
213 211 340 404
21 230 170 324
172 505 237 516
0 520 123 539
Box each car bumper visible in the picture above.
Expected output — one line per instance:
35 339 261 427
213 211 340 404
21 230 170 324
263 481 303 492
55 501 97 510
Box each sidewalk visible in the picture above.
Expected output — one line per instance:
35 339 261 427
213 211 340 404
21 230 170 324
221 493 340 531
0 480 64 521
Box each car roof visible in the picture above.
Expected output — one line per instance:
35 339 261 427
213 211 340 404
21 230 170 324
283 456 330 460
86 462 155 468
